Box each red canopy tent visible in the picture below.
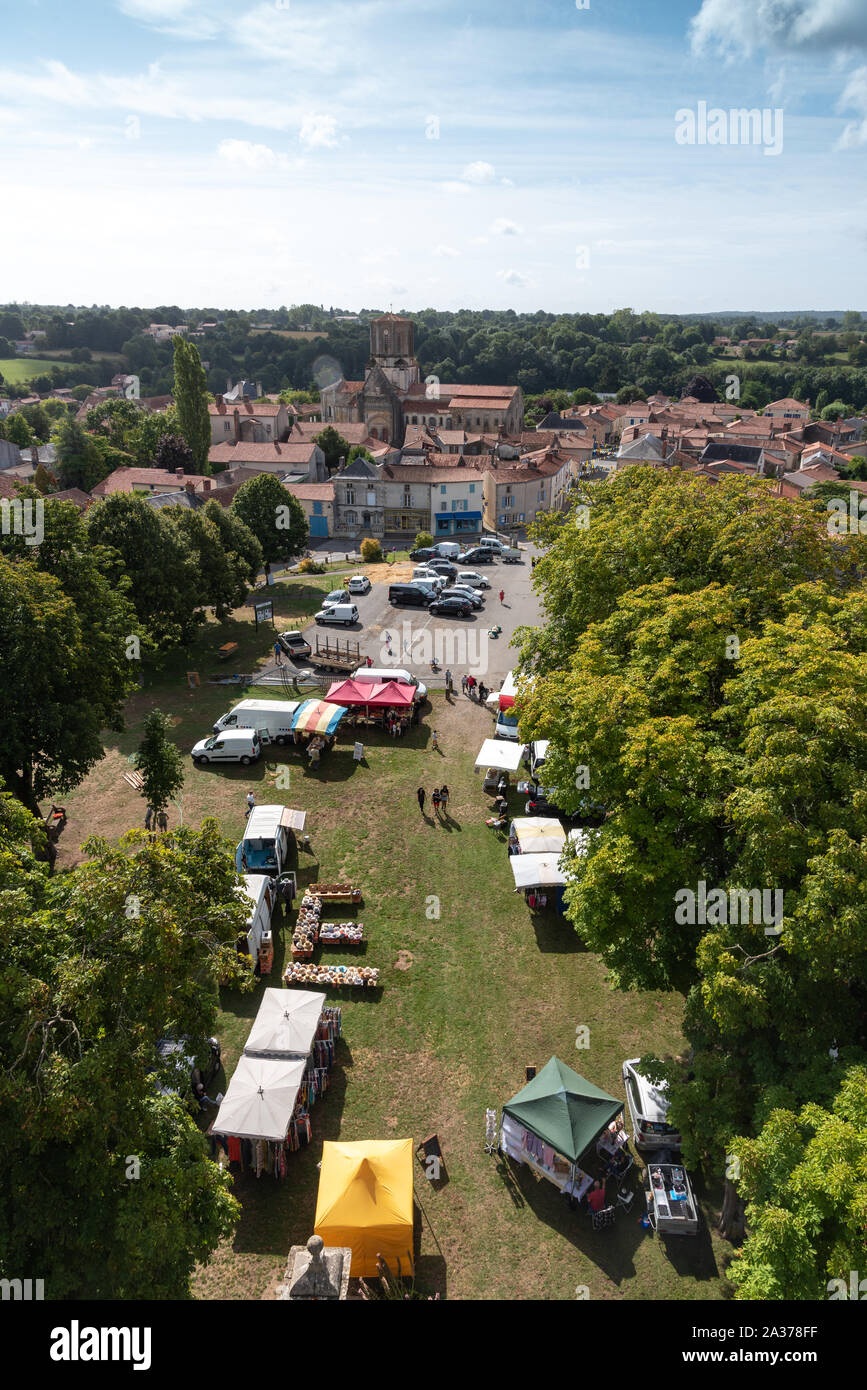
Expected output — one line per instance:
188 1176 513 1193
325 679 414 709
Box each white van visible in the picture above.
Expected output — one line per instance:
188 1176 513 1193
212 698 299 744
191 728 262 765
433 541 461 559
412 567 445 590
315 603 359 627
234 804 305 877
479 537 505 554
235 873 277 969
352 667 427 701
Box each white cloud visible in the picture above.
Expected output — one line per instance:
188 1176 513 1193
690 0 867 59
836 64 867 145
490 218 522 236
440 180 472 194
299 113 339 149
217 138 280 169
470 235 489 245
462 159 495 183
434 244 460 257
118 0 195 18
498 268 529 286
501 176 514 186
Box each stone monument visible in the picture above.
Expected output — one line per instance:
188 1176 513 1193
280 1234 351 1301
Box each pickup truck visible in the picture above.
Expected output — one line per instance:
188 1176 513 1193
277 630 312 661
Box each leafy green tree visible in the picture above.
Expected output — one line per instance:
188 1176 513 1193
347 445 374 467
172 337 211 472
360 537 382 562
86 493 203 647
84 397 143 449
164 507 249 620
0 534 138 815
314 424 353 472
0 815 248 1298
202 499 263 586
821 400 850 421
413 530 434 550
53 417 110 492
5 413 31 447
32 462 57 493
20 402 51 441
129 408 177 468
230 473 307 564
615 384 646 404
154 432 194 474
135 710 185 818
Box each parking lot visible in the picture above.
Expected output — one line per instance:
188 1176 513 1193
288 544 543 689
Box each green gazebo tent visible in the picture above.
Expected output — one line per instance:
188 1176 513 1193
503 1056 623 1164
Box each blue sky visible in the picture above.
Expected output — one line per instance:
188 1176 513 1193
2 0 867 313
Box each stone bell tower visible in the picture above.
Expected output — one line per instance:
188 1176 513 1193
368 313 419 392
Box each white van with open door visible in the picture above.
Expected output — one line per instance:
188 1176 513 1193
212 699 299 744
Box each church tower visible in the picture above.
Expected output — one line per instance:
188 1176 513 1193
368 313 420 392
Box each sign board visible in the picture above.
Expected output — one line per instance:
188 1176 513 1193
254 601 274 630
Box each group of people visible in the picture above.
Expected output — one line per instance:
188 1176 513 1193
460 674 489 703
144 806 169 833
416 784 450 818
384 708 410 737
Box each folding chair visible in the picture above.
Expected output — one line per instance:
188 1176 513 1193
591 1204 616 1231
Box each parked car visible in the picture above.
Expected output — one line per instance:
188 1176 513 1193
347 575 371 595
277 630 312 661
412 567 446 590
459 547 495 564
389 583 431 608
425 559 458 582
524 784 576 819
323 588 350 606
495 708 521 741
457 570 491 589
478 537 505 554
409 580 441 602
191 729 261 766
429 595 471 618
440 585 484 610
314 603 359 626
409 546 438 561
212 697 300 743
622 1058 682 1151
523 739 550 777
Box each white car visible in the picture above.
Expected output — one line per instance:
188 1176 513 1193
457 570 491 590
347 575 371 595
622 1058 682 1151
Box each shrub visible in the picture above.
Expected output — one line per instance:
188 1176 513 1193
298 557 326 574
360 537 382 563
413 530 434 551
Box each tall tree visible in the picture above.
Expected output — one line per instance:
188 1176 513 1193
135 710 185 818
230 473 307 564
53 417 110 493
154 432 194 475
172 337 211 472
314 424 353 472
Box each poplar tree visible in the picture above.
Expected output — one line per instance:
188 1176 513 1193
172 336 211 473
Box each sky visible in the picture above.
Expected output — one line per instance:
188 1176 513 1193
2 0 867 314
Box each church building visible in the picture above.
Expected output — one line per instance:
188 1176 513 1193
319 313 523 445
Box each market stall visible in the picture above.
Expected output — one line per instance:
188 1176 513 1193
499 1056 625 1204
474 738 526 773
289 701 349 762
314 1138 415 1277
291 891 365 957
324 679 416 732
283 962 380 989
509 817 566 855
212 989 342 1173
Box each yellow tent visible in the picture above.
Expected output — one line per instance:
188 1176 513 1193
314 1138 415 1278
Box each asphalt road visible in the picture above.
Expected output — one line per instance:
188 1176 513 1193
288 544 543 690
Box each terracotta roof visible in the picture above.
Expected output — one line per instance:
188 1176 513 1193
51 487 92 510
209 399 283 417
451 396 515 410
92 467 208 496
382 463 481 485
285 482 335 502
208 441 319 465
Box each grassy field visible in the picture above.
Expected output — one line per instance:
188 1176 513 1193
51 600 732 1302
0 357 71 383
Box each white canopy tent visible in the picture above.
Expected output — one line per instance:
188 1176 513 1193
510 853 567 890
212 1054 306 1141
475 738 526 772
511 817 567 855
485 691 500 709
244 987 326 1059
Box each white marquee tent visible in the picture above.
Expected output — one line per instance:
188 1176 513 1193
510 817 567 855
474 738 526 772
212 1054 307 1142
244 987 326 1059
510 853 567 890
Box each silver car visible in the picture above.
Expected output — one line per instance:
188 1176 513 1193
622 1058 682 1151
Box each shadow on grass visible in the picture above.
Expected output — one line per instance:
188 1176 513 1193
511 1162 647 1287
530 908 587 955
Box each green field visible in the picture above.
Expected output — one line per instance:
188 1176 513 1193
50 599 731 1303
0 357 71 384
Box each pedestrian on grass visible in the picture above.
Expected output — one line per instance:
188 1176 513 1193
445 668 453 693
144 805 153 832
439 784 450 813
432 729 439 751
432 787 441 815
246 791 256 817
417 786 426 813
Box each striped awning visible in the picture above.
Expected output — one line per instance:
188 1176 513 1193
290 700 348 735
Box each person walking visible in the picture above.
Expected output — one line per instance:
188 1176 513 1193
416 786 426 814
157 809 168 833
366 654 373 668
144 805 153 832
274 639 283 666
461 674 468 696
478 682 487 705
439 783 450 814
432 787 441 817
499 588 505 604
432 729 439 751
246 790 256 818
445 668 453 693
467 674 476 698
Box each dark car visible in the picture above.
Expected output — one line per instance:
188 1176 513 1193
426 559 458 582
459 547 494 564
439 585 484 610
429 595 472 618
389 583 431 607
409 546 438 561
277 629 312 661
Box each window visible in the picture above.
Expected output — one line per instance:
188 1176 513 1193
469 483 475 493
441 484 446 494
224 421 231 432
345 511 357 525
363 512 371 526
412 415 417 425
346 488 355 504
313 501 323 515
440 501 447 510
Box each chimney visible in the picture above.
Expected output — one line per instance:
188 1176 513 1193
30 445 39 464
233 408 240 444
215 393 223 406
176 466 184 479
185 480 195 495
242 393 250 404
203 478 212 491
